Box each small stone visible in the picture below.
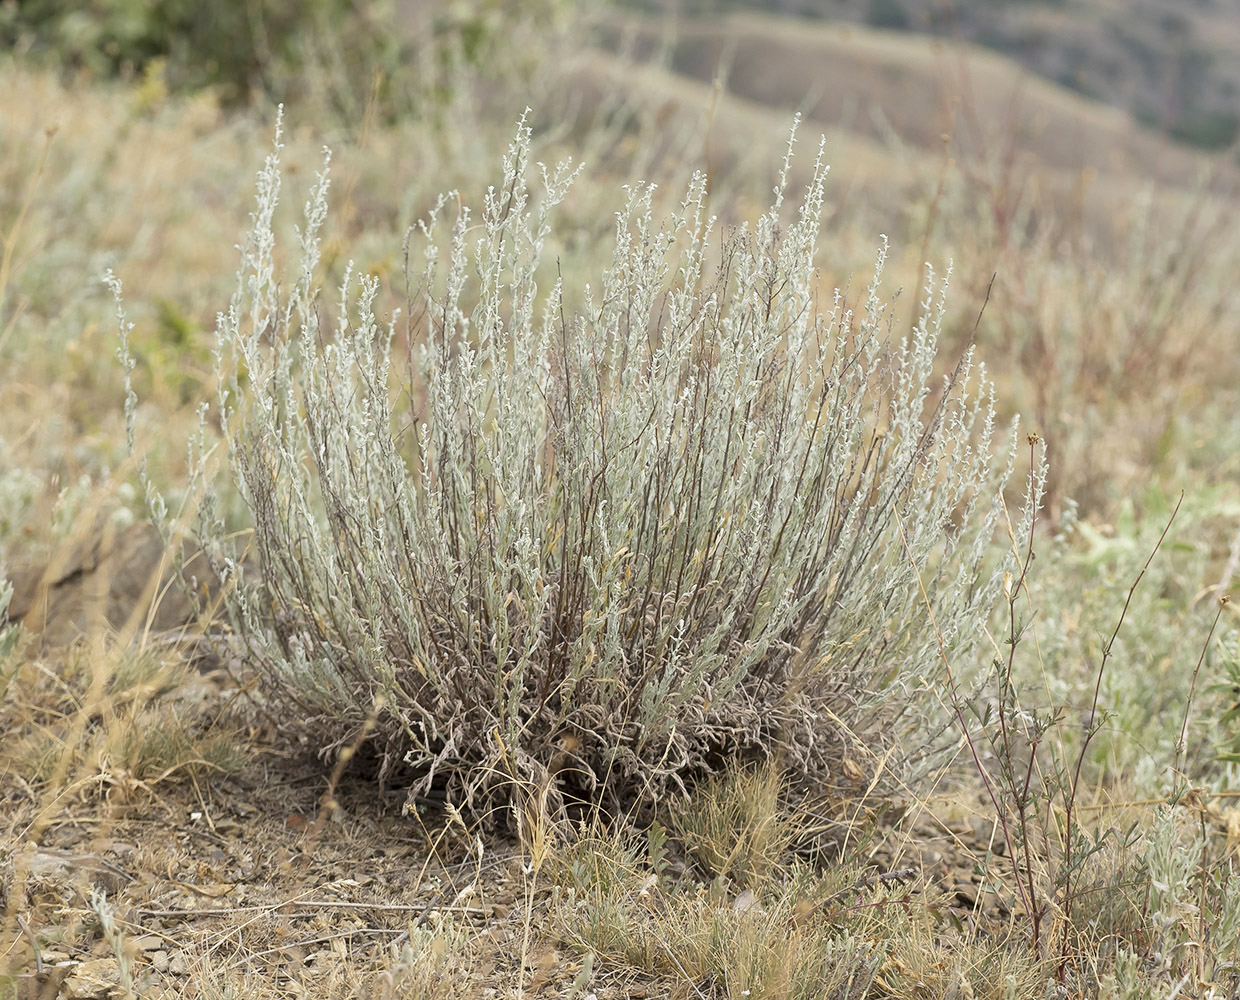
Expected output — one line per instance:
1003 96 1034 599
130 934 163 952
970 817 995 843
61 957 122 999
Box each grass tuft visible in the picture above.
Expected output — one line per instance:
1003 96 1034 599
667 761 798 886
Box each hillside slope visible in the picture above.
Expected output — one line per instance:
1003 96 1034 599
595 10 1230 190
621 0 1240 150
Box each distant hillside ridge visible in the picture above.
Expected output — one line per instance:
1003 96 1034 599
595 8 1231 195
616 0 1240 152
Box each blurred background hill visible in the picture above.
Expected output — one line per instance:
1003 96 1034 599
619 0 1240 152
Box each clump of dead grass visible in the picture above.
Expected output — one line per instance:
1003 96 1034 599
1 636 246 797
549 761 1052 999
666 762 799 887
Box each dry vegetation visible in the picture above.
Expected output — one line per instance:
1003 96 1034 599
4 4 1240 999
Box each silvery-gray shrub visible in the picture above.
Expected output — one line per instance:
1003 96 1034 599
126 111 1042 811
0 578 22 666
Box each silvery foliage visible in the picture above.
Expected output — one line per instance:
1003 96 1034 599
1142 807 1240 986
175 109 1041 807
0 577 22 665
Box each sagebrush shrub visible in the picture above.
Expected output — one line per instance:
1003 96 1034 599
0 577 22 668
120 111 1038 812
